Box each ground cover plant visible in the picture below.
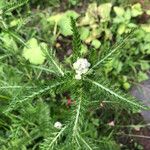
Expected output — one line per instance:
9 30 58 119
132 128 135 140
0 0 150 149
48 1 150 89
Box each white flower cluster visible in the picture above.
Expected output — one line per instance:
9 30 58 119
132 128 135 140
73 58 91 80
54 121 62 129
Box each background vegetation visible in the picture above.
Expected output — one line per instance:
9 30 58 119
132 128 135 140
0 0 150 149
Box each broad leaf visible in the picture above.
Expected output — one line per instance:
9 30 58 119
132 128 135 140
22 38 46 65
91 39 101 49
131 3 143 17
98 3 112 22
0 32 18 51
58 11 79 36
47 11 79 36
117 24 126 35
114 6 125 16
80 27 90 41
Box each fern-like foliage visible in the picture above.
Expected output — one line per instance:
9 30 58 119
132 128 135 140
85 78 146 111
71 17 82 60
40 126 67 150
1 0 29 13
38 19 147 149
88 29 137 73
0 15 148 150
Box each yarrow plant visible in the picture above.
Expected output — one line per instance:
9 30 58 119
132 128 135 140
0 3 148 149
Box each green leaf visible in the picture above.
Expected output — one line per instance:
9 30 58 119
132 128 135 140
98 3 112 22
124 8 131 21
144 33 150 42
81 44 88 55
117 24 126 35
131 3 143 17
86 3 97 19
80 27 90 41
90 30 135 71
10 19 22 27
128 23 137 28
71 17 82 59
113 59 123 73
140 43 150 54
146 10 150 15
79 14 93 26
87 78 146 111
121 75 128 82
58 11 79 36
140 61 150 71
68 0 77 5
137 71 149 82
113 16 124 24
141 24 150 33
22 38 46 65
4 30 28 48
0 32 18 51
49 14 71 36
47 13 64 24
114 6 125 16
0 0 5 9
3 0 29 13
123 82 131 90
91 39 101 49
65 10 79 19
47 11 79 36
147 49 150 54
0 66 3 73
79 3 97 26
104 60 113 74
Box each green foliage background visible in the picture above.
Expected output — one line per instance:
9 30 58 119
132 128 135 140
0 0 150 149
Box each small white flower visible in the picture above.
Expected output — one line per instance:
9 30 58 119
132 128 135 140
54 121 62 129
73 58 91 80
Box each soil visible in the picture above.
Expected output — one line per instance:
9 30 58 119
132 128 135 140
134 128 150 150
130 74 150 150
